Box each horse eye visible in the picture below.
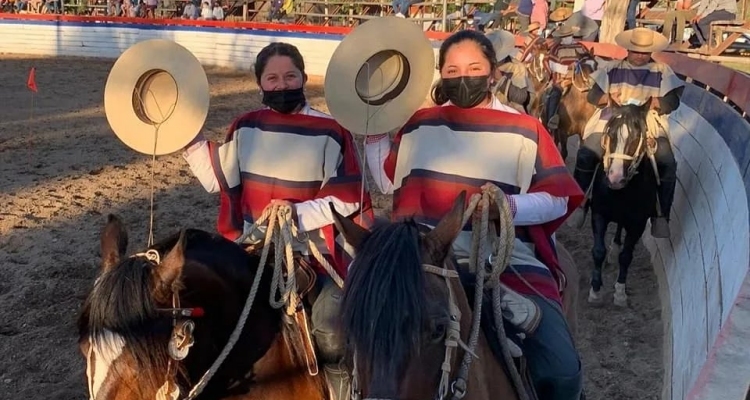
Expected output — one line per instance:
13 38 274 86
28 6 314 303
430 322 447 342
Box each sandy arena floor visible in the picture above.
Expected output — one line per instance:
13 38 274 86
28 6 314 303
0 54 662 399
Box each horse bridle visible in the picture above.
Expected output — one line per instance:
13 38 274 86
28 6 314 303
350 262 481 400
135 250 204 400
601 125 647 183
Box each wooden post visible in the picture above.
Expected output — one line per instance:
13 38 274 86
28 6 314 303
599 0 629 44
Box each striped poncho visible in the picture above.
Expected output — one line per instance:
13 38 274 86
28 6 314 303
384 106 584 305
207 109 373 278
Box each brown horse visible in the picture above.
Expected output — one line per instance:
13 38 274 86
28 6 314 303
330 193 520 400
547 54 599 161
77 215 327 400
524 41 600 162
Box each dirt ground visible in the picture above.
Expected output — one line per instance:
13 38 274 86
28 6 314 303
0 54 662 399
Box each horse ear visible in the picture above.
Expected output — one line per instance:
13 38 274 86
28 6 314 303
329 202 369 249
425 191 467 258
100 214 128 272
156 230 187 288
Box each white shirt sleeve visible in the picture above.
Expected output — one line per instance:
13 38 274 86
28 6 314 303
295 196 361 233
364 133 394 195
183 140 220 193
510 192 569 226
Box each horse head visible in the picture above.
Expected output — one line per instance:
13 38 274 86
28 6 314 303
77 215 282 400
601 98 652 190
331 193 515 400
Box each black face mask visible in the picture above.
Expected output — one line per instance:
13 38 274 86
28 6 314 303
262 87 306 114
441 75 490 108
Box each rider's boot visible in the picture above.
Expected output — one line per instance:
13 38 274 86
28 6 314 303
650 137 677 239
312 279 350 400
323 363 352 400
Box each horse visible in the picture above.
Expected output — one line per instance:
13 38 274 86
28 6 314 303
543 53 599 161
524 39 551 119
587 100 659 307
329 193 521 400
77 214 328 400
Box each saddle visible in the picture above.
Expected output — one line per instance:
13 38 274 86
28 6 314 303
456 263 540 400
242 243 319 299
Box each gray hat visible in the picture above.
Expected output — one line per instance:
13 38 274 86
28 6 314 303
565 11 599 39
485 29 518 62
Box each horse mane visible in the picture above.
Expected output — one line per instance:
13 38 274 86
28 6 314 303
340 218 426 381
77 229 256 374
604 103 649 143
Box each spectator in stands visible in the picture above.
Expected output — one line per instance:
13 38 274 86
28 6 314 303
486 29 534 113
200 0 212 18
143 0 157 17
182 0 198 18
392 0 415 18
581 0 604 29
212 0 223 19
15 0 27 12
530 0 548 34
663 0 694 43
691 0 737 47
626 0 640 29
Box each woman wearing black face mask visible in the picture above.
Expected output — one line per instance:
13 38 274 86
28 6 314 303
182 44 373 394
364 29 585 400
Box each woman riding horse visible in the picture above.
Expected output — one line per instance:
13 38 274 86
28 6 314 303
182 42 372 400
570 28 683 239
365 30 585 400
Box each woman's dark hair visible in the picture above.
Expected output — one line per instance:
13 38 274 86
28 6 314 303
431 30 497 105
254 42 307 83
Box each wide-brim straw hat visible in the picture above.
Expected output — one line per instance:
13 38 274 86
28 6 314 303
565 11 599 38
615 27 669 53
549 7 572 22
325 16 435 135
552 24 578 38
525 22 541 33
486 29 518 61
104 39 210 155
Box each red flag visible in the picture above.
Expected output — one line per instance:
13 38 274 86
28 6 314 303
27 67 37 93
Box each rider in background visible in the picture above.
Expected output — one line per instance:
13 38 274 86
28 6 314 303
365 30 585 400
182 42 372 400
571 28 683 238
486 29 534 113
542 21 590 137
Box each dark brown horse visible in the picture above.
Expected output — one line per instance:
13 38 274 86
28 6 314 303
330 193 523 400
77 215 327 400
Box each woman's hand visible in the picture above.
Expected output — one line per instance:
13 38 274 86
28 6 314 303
267 199 299 221
474 197 500 221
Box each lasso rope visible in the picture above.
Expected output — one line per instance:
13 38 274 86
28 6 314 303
447 184 530 400
183 203 344 400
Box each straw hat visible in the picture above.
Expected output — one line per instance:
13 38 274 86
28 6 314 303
565 11 599 39
552 24 578 38
104 39 210 155
549 7 572 22
486 29 519 62
324 17 435 135
615 27 669 53
525 22 541 33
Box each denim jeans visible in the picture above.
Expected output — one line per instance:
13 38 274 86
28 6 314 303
694 10 737 45
505 294 583 400
626 0 640 29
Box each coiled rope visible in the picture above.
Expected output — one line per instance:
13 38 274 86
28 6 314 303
183 203 344 400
